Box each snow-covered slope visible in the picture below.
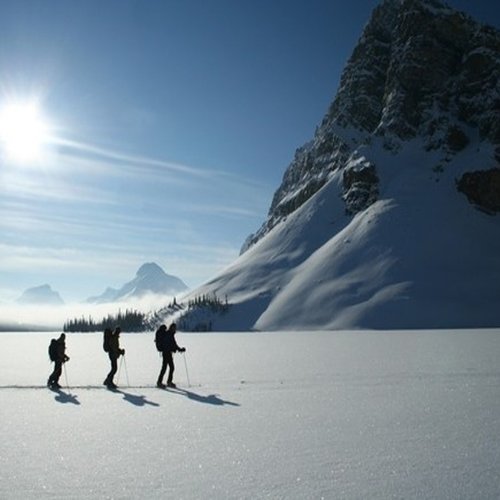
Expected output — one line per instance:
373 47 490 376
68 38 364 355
180 140 500 330
169 0 500 331
87 263 188 304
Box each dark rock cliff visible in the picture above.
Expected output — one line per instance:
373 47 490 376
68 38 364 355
242 0 500 253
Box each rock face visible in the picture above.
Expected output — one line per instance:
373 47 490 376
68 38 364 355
342 160 379 215
457 168 500 213
242 0 500 253
16 285 64 306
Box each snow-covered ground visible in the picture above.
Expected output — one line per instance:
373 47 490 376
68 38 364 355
1 329 500 499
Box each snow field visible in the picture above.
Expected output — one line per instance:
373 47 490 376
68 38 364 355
1 330 500 499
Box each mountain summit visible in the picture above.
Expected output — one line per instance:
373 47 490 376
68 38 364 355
243 0 500 251
87 263 188 304
16 284 65 306
178 0 500 330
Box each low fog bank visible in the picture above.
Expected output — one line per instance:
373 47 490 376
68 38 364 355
0 293 175 331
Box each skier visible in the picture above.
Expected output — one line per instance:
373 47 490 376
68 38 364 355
103 326 125 389
156 323 185 388
47 333 70 389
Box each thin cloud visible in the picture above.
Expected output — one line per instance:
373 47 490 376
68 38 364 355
0 203 126 235
0 240 239 282
0 243 145 274
54 136 274 191
55 137 216 178
1 170 119 205
57 148 194 189
3 134 274 217
178 202 263 219
0 245 80 271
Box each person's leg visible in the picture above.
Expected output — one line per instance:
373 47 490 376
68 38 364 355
48 362 58 386
52 361 62 387
105 354 118 385
157 352 167 386
166 352 175 386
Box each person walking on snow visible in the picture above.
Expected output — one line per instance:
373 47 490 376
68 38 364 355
48 333 69 389
156 323 185 388
103 326 125 389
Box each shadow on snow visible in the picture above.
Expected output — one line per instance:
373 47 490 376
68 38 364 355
50 387 80 405
107 387 160 407
167 387 240 407
0 385 237 407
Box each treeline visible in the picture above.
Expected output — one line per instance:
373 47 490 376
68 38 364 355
64 309 146 333
186 293 228 313
64 294 231 333
177 293 230 331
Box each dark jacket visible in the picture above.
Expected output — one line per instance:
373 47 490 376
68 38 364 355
158 326 182 353
108 330 124 358
163 333 181 352
56 336 69 363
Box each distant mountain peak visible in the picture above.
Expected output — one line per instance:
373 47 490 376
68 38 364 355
136 262 164 277
87 262 188 304
17 284 65 306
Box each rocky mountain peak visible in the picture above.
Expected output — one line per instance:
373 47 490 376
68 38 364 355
330 0 500 147
241 0 500 254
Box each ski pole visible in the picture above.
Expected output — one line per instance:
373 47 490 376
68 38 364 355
182 351 191 388
123 354 130 387
63 362 71 392
117 355 123 386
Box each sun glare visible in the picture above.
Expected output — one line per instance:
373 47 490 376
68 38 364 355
0 101 51 163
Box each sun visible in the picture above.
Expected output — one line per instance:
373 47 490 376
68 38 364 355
0 100 52 163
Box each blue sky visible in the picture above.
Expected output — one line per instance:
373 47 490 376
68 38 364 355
0 0 499 303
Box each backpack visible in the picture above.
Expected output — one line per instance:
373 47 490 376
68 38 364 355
48 339 58 362
155 326 166 352
103 329 112 353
